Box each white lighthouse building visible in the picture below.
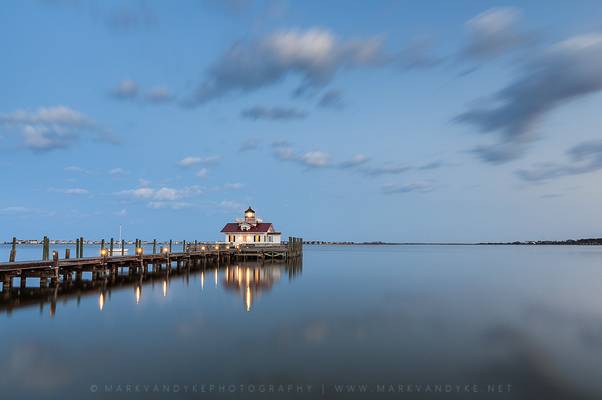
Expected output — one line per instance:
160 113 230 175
221 207 282 244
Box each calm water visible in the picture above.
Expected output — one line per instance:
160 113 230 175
1 244 602 399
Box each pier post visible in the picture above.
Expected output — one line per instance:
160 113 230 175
9 237 16 262
3 274 11 290
110 238 114 256
40 275 48 288
183 240 186 253
76 238 80 258
52 251 59 284
153 239 157 254
101 239 105 253
79 237 84 258
42 236 47 260
65 248 70 259
121 240 125 255
169 240 172 253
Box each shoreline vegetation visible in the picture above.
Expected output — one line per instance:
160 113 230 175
4 238 602 246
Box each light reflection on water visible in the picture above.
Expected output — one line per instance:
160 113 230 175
1 245 602 399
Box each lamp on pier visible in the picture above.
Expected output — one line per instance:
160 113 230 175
101 248 108 258
161 247 169 254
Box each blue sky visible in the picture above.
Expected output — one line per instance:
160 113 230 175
2 0 602 242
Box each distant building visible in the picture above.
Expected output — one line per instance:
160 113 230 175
221 207 282 244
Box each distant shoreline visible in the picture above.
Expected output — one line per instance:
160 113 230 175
4 238 602 246
304 238 602 246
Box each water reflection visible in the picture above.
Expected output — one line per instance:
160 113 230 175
223 264 286 312
98 292 104 311
0 259 302 316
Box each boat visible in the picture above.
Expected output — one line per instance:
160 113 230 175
101 225 129 256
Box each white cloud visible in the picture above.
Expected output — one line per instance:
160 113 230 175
109 167 127 176
111 80 174 103
178 156 201 167
218 200 243 210
116 186 202 204
196 168 208 178
118 187 155 199
178 155 221 167
224 182 243 189
0 206 33 215
463 7 530 59
339 153 369 168
145 86 173 102
64 166 90 174
0 106 115 151
273 145 296 161
148 201 194 209
138 178 151 187
300 151 331 168
0 106 92 126
189 28 385 104
111 79 138 99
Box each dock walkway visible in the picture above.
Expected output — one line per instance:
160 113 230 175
0 237 303 289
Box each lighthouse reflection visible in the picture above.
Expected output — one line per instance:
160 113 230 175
223 264 285 312
0 258 302 316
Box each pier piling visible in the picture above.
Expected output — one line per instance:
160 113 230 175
9 237 16 262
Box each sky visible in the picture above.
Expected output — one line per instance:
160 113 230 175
1 0 602 243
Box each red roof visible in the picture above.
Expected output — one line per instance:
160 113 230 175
221 222 274 233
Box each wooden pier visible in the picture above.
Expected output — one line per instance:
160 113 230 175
0 237 303 291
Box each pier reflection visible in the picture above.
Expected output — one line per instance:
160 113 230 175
0 258 302 316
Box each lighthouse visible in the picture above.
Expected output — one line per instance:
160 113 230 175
221 207 282 244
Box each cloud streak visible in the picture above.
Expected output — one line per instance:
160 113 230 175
241 106 307 121
317 89 345 109
362 164 411 176
457 33 602 163
187 28 386 105
110 80 174 104
462 7 531 60
516 140 602 182
273 142 369 170
382 181 434 194
177 155 221 168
